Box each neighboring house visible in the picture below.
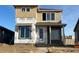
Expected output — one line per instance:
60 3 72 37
0 26 14 45
14 5 66 46
65 36 75 46
74 19 79 47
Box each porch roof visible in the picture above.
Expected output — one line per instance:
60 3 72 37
36 22 66 27
16 23 32 26
16 22 66 28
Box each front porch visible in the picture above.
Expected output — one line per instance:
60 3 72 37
36 25 65 46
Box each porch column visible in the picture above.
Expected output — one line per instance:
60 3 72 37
61 27 65 45
14 26 19 43
49 26 51 45
32 23 37 44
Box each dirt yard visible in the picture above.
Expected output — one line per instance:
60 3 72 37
0 44 79 53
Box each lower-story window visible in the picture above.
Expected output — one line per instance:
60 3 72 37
18 26 31 39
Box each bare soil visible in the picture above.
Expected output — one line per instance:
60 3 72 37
0 44 78 53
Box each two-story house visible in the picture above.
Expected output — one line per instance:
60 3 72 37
14 5 66 46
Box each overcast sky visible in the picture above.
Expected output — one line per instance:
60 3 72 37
0 5 79 36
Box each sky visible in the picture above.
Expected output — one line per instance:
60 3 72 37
0 5 79 36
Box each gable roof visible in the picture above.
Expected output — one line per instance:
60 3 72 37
0 26 14 33
74 19 79 31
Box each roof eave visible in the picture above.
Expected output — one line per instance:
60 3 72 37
13 5 38 8
38 8 62 12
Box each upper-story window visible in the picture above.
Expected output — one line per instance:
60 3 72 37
22 8 25 12
47 13 50 20
51 13 55 20
42 13 55 21
21 7 30 12
42 13 46 21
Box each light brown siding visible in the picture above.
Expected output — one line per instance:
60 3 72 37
37 12 42 21
55 12 61 22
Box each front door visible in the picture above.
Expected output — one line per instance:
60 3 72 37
37 27 47 44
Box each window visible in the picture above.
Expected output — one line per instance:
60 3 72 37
42 13 55 21
47 13 50 20
27 8 30 12
43 13 46 20
21 7 30 12
22 8 26 12
25 27 31 39
39 28 43 40
51 13 55 20
19 26 31 39
20 27 25 38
